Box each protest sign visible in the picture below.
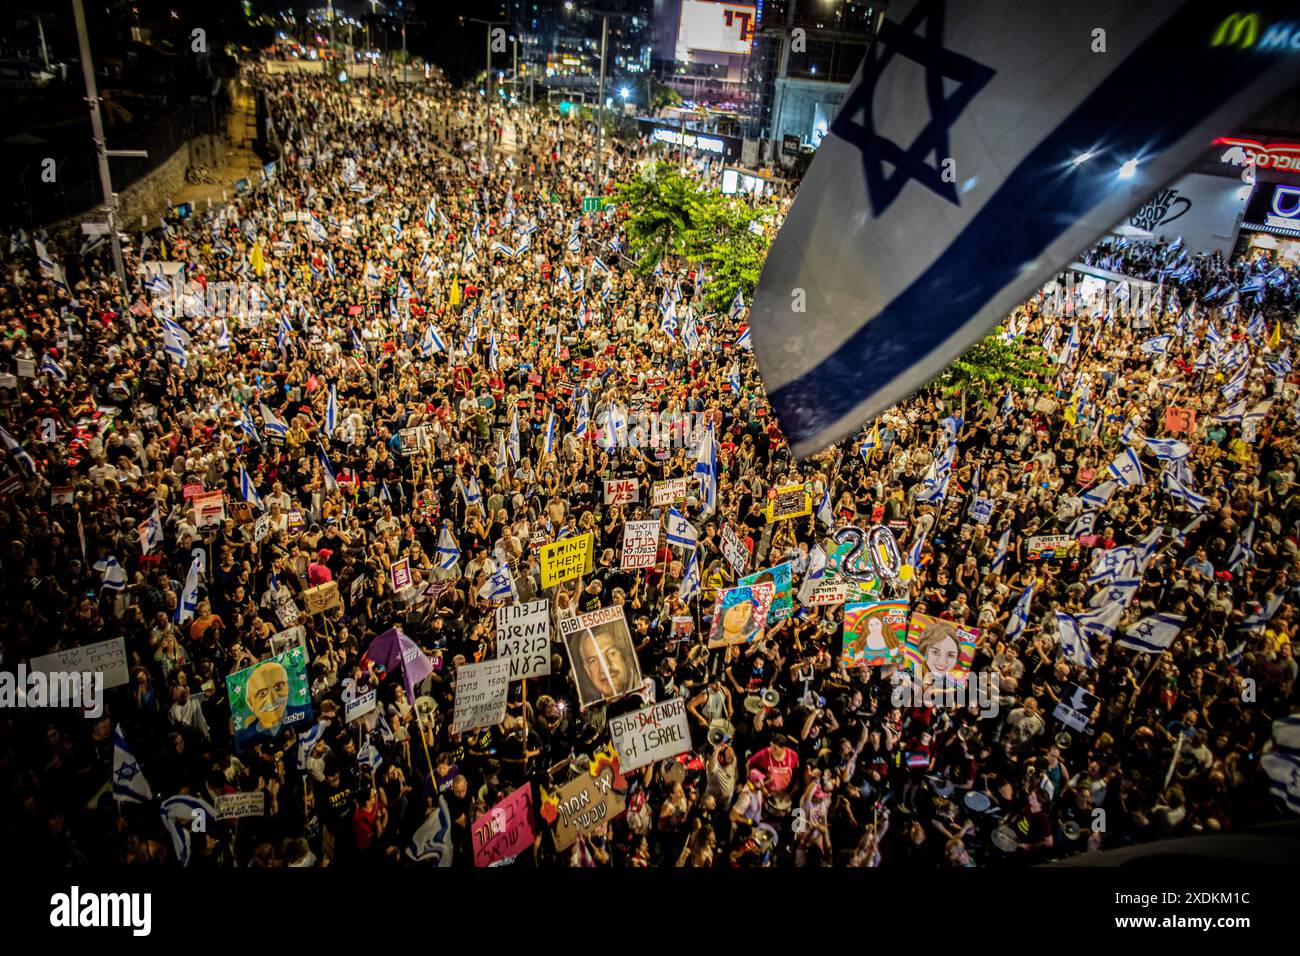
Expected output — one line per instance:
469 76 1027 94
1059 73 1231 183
495 599 551 680
450 659 511 734
669 617 694 643
350 575 365 606
1027 534 1076 560
970 498 994 525
51 485 74 506
390 558 413 592
841 600 909 667
558 604 643 708
721 524 750 576
303 581 342 616
608 697 691 772
620 520 659 570
804 580 852 605
603 478 639 505
651 477 689 506
1164 406 1197 435
29 637 129 698
707 584 775 648
766 483 812 522
345 688 378 723
1052 684 1098 733
272 593 301 629
539 532 593 588
215 792 266 820
902 614 980 685
269 626 307 657
192 490 226 529
738 562 793 622
472 785 535 867
541 751 628 852
226 646 312 753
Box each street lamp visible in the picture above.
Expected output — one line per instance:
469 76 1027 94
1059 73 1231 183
462 17 506 170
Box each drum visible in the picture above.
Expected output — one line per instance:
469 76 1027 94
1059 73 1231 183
964 791 992 813
766 792 794 820
991 825 1019 855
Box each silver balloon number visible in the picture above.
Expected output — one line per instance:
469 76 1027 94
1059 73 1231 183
867 526 903 589
834 528 873 583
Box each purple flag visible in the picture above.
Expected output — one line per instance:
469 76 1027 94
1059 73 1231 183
363 626 432 702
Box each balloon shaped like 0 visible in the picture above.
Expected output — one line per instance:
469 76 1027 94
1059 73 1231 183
868 525 902 588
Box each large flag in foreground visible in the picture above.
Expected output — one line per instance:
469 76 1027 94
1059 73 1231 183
750 1 1299 456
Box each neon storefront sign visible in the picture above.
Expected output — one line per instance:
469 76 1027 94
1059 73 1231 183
1216 136 1300 171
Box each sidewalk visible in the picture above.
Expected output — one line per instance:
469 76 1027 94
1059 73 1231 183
168 81 263 213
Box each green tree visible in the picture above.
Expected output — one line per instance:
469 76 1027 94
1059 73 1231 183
685 197 776 314
614 161 709 276
936 330 1055 406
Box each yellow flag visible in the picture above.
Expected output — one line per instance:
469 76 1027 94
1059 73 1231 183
449 278 461 307
250 241 265 276
1064 391 1079 427
1267 321 1282 351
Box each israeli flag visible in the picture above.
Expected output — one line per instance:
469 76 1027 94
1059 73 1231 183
489 332 499 372
1065 510 1096 539
1076 599 1123 639
325 384 338 438
1090 576 1139 610
1220 364 1249 403
240 466 264 511
1173 513 1206 549
1088 545 1134 586
1228 520 1255 571
491 241 517 259
160 794 218 867
1005 581 1035 642
729 289 745 321
422 323 447 357
693 422 718 518
176 555 201 624
990 527 1010 573
436 525 461 570
508 409 522 463
1107 448 1144 488
1143 436 1191 462
1056 322 1080 366
260 403 288 439
112 724 153 803
678 547 702 604
426 198 437 229
38 352 67 382
1140 334 1171 355
816 482 835 530
1076 478 1118 509
479 560 516 602
95 556 126 591
1000 389 1015 417
1117 613 1184 654
364 260 382 287
746 0 1297 457
915 471 950 505
407 798 455 865
666 508 699 549
1268 347 1293 377
461 475 484 508
575 394 590 440
1160 465 1207 512
162 318 190 369
1242 400 1272 434
543 410 557 457
319 446 339 492
1055 611 1096 668
728 361 741 395
1240 592 1284 633
216 321 232 352
907 527 929 569
736 326 752 350
140 508 164 554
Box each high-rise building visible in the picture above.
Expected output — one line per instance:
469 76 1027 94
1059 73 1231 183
506 0 653 101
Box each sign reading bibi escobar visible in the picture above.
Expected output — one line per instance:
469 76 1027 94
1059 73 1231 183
608 697 691 772
539 532 593 588
558 605 643 709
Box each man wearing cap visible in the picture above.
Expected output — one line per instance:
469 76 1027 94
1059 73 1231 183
309 549 335 585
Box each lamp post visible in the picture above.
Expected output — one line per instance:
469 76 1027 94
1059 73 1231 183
463 17 505 172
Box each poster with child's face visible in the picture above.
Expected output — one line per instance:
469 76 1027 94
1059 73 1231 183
841 600 908 667
902 613 980 685
738 562 793 623
707 583 775 648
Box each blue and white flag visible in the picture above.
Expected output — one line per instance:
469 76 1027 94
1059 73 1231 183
508 409 521 463
461 474 484 508
747 0 1297 456
1261 718 1300 815
1005 581 1035 642
1240 591 1284 633
906 527 928 569
162 317 190 368
325 384 338 438
140 508 164 554
1228 520 1255 571
407 798 455 865
318 446 339 492
816 482 835 530
479 560 516 602
1140 333 1171 355
1081 478 1123 509
1143 436 1191 461
112 724 153 803
39 352 67 382
436 525 461 570
1066 511 1096 539
176 555 201 624
160 794 218 867
678 547 702 604
95 556 126 591
1107 448 1144 487
693 422 718 518
736 326 752 350
915 472 950 506
1161 467 1208 512
1076 600 1123 640
260 403 288 439
239 466 264 511
216 321 232 352
666 508 699 549
591 256 609 275
1055 611 1096 668
729 289 745 321
1213 399 1246 424
576 394 590 440
1117 613 1184 654
990 527 1010 573
542 409 558 457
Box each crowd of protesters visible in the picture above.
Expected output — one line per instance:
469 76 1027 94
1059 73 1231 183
0 60 1296 869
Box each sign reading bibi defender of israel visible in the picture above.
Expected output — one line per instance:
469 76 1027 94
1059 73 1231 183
226 646 313 753
608 697 692 773
495 599 551 680
558 605 643 709
747 0 1300 457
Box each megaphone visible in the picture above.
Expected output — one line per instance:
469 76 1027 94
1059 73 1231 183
1055 731 1073 749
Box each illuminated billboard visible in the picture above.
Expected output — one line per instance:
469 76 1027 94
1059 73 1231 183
675 0 757 59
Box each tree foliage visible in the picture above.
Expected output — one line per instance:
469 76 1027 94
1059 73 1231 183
937 330 1056 405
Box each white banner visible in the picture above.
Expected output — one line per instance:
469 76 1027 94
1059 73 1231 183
495 599 551 680
450 660 511 734
620 520 659 570
608 697 692 772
